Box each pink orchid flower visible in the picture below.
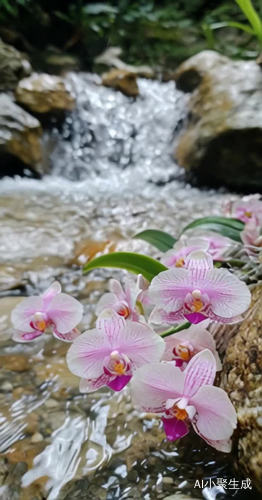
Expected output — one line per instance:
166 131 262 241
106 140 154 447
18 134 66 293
131 349 237 452
224 194 262 224
241 220 262 258
149 250 251 325
11 281 83 342
66 309 165 393
96 275 144 321
163 322 221 370
161 237 209 268
161 234 231 269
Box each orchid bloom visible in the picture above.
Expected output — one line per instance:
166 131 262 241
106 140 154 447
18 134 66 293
11 281 83 342
161 234 232 269
149 250 251 325
163 322 221 371
96 276 144 321
131 350 237 452
241 219 262 257
224 194 262 224
66 309 165 392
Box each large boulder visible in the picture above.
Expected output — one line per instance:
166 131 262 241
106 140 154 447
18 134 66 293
213 284 262 492
0 39 31 91
0 94 43 174
15 73 75 114
174 51 262 191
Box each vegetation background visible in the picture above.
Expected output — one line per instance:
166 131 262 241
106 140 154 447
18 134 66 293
0 0 261 71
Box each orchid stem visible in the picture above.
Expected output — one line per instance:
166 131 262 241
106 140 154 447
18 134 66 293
160 321 191 338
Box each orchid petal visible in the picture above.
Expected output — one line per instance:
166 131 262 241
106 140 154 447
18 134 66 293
52 327 80 343
192 423 233 452
66 328 111 379
47 293 83 333
149 306 185 325
191 385 237 441
79 374 110 393
11 296 44 332
96 292 120 316
107 374 131 391
131 363 185 413
42 281 61 305
206 269 251 319
109 278 125 298
96 309 125 341
183 350 216 398
12 329 43 342
185 250 213 278
149 268 190 311
162 417 189 441
115 321 165 367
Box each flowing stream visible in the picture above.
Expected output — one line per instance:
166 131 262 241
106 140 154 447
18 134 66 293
0 74 246 500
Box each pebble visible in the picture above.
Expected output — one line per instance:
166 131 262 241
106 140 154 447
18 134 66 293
163 477 174 485
45 398 59 408
0 381 13 392
31 432 44 443
0 354 30 372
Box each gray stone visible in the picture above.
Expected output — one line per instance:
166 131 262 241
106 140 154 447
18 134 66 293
174 50 262 191
0 94 43 172
0 39 31 91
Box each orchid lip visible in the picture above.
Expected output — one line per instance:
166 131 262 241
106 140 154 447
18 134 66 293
104 351 131 377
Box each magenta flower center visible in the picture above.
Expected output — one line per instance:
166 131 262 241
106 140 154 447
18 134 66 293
185 289 208 313
173 343 193 362
104 351 131 376
30 312 48 332
175 257 185 268
116 302 130 319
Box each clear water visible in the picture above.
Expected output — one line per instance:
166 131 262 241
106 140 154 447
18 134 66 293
0 74 252 500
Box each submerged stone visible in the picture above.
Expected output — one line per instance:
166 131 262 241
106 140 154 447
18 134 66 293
174 50 262 191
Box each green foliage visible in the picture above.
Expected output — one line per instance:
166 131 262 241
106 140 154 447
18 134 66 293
0 0 261 68
83 251 167 281
204 0 262 57
133 229 176 252
181 216 245 242
0 0 29 16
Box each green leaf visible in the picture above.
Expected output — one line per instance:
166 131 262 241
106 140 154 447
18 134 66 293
83 252 167 281
216 20 255 34
133 229 176 252
180 216 244 242
236 0 262 40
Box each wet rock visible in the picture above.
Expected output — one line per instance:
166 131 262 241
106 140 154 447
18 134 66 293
95 46 153 78
0 354 30 372
15 73 76 114
102 69 139 97
72 238 116 266
219 284 262 492
0 94 43 172
0 39 31 91
174 50 262 191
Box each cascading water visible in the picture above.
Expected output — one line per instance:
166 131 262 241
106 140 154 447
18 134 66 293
0 74 245 500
